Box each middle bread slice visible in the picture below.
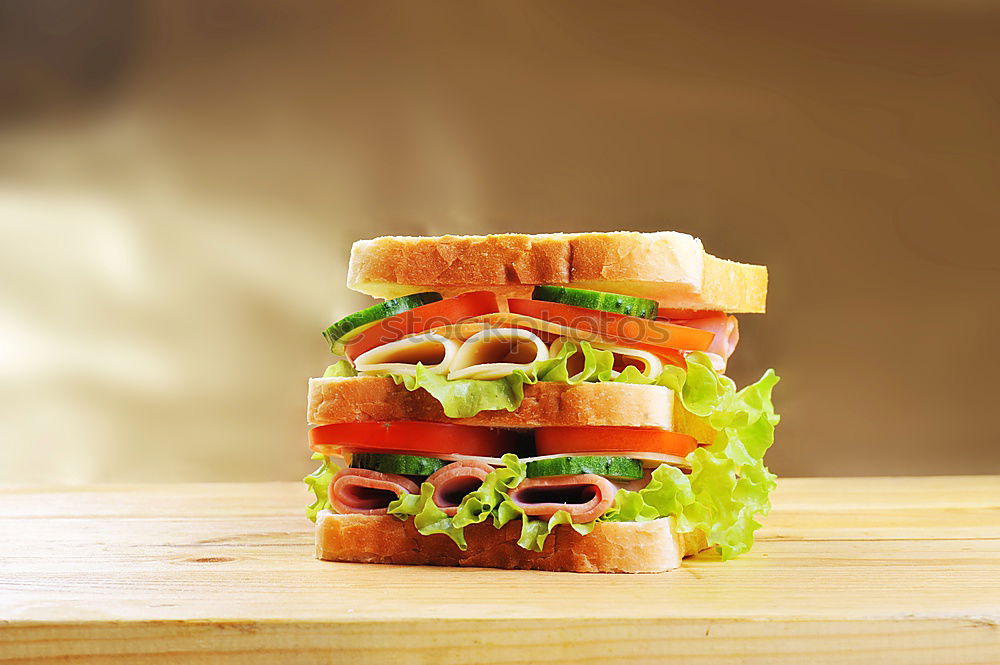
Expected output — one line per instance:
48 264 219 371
307 376 715 443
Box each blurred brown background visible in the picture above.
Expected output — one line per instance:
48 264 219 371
2 1 998 483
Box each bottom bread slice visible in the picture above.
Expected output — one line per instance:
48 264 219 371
315 511 709 573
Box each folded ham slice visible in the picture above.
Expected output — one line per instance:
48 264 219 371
426 460 496 516
328 468 419 515
509 474 618 523
675 314 739 371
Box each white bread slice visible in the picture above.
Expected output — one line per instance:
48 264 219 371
347 231 767 313
315 511 710 573
307 376 717 443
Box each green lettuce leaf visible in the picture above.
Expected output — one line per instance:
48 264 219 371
386 453 527 550
534 340 615 383
603 463 693 522
323 360 358 377
452 454 526 528
390 365 530 418
387 482 469 549
489 452 597 551
383 453 592 553
601 353 780 560
516 509 596 552
601 487 661 522
386 340 618 418
496 491 597 552
303 453 339 522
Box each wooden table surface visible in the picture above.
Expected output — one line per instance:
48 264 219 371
1 476 998 664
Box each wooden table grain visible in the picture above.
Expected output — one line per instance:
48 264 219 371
1 477 998 664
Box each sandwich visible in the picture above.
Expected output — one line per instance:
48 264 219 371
304 231 779 573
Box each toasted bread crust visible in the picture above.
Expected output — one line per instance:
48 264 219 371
308 376 676 428
347 232 767 313
315 511 709 573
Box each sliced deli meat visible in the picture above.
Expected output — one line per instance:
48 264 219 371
425 460 495 516
509 474 618 523
328 468 419 515
673 314 739 371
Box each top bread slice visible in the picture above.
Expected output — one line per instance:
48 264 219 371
347 231 767 313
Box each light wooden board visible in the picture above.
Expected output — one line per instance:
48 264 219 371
1 477 998 664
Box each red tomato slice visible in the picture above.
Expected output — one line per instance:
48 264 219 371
535 426 698 457
506 299 714 354
345 291 500 360
309 421 515 457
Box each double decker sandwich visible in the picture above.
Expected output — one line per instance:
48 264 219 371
305 231 780 573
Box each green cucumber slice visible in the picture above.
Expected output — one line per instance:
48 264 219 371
531 286 658 319
525 456 643 480
351 452 446 476
322 292 442 354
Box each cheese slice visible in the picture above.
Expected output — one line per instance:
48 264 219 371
473 312 587 339
448 328 549 380
353 332 459 377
